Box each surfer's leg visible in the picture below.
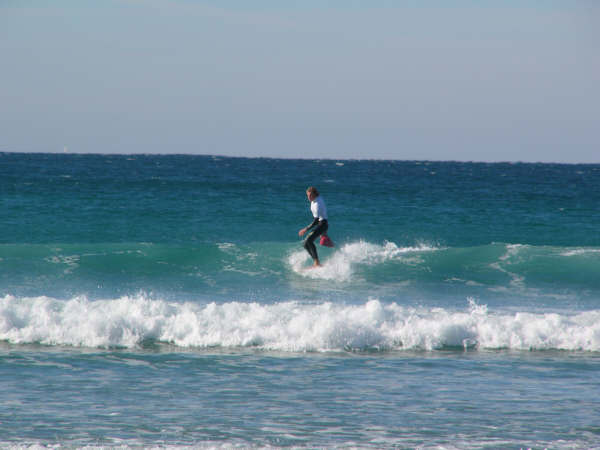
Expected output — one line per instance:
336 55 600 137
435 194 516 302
303 221 328 265
303 232 319 261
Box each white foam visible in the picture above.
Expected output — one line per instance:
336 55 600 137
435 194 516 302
288 240 440 281
1 295 599 352
490 243 527 289
561 248 600 257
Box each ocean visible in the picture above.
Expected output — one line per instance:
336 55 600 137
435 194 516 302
1 152 600 448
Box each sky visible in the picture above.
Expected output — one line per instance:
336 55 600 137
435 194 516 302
1 0 598 162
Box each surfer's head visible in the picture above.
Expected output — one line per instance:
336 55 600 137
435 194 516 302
306 186 319 201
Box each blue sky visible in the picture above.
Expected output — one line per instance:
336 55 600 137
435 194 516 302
1 0 598 162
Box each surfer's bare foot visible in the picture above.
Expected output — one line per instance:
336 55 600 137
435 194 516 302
304 260 321 270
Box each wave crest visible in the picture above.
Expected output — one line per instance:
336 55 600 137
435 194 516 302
2 295 599 352
288 240 440 281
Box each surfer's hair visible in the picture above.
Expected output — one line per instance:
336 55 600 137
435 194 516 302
306 186 319 197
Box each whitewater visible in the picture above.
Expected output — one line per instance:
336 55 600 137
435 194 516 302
3 295 600 352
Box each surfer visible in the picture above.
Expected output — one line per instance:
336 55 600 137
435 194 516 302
298 186 329 267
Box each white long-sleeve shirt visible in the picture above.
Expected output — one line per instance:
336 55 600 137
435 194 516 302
310 196 328 221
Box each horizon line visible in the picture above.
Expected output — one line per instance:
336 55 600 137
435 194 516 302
1 150 598 166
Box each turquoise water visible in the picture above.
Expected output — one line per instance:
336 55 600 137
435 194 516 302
2 153 600 448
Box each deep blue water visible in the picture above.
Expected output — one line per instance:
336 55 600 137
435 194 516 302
1 153 600 448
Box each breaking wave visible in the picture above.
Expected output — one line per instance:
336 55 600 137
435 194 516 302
2 295 599 352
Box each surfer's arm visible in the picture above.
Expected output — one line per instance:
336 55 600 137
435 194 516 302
299 217 319 237
306 217 319 230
